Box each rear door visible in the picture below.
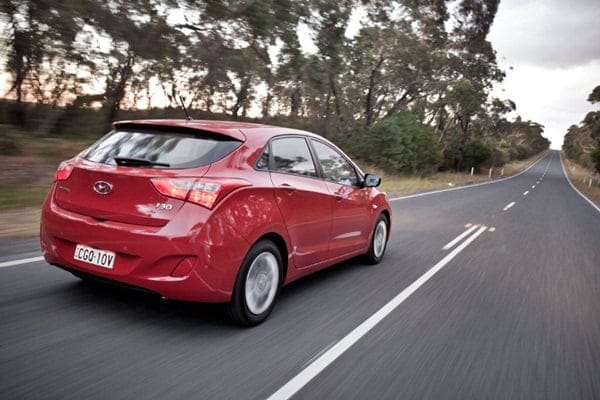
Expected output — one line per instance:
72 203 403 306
309 139 371 258
268 137 332 269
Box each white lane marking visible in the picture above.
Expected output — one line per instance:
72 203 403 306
488 227 496 232
532 185 536 189
390 152 550 201
503 202 516 211
559 154 600 213
523 191 529 196
0 256 44 268
442 225 479 250
266 226 488 400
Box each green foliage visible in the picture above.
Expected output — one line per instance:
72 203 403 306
583 111 600 142
509 144 531 161
358 110 441 175
441 137 492 172
563 85 600 169
463 140 492 171
490 147 507 167
588 85 600 104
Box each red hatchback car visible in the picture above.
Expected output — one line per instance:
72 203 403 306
41 120 391 325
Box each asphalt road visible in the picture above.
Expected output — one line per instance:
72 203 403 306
1 150 599 400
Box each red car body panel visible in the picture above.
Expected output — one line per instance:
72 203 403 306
40 120 391 303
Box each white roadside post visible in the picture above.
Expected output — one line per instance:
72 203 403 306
470 167 474 177
488 168 492 179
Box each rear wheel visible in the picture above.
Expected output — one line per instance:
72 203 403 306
227 240 282 326
365 214 389 264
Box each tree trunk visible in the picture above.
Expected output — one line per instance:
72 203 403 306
365 54 385 126
232 77 250 118
104 52 135 127
262 74 273 119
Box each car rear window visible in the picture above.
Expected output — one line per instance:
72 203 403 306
81 129 242 168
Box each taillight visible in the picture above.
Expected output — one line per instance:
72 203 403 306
151 178 249 209
55 162 74 181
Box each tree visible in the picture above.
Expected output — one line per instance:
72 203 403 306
583 85 600 142
563 85 600 169
1 0 83 125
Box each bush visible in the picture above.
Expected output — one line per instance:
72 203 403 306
509 144 531 160
442 138 493 172
463 139 492 172
359 110 441 175
490 147 508 167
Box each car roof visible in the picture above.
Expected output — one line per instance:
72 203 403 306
113 119 321 143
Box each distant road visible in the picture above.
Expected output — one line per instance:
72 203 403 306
1 150 599 400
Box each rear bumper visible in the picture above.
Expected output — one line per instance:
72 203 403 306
40 188 250 302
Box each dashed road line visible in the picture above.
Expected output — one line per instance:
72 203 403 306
503 202 516 211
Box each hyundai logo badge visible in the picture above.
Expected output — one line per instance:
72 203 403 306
93 181 113 195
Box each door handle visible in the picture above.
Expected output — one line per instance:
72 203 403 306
280 183 296 194
333 191 343 201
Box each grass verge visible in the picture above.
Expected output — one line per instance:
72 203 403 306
561 155 600 208
0 138 547 238
0 129 93 238
379 151 547 197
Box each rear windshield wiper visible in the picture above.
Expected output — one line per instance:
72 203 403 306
113 157 170 168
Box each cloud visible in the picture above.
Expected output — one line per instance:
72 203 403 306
489 0 600 68
489 0 600 149
493 60 600 148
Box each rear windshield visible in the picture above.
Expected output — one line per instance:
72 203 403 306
82 129 242 168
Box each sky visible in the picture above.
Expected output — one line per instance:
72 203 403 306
488 0 600 149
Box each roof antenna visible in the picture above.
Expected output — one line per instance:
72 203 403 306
179 95 193 120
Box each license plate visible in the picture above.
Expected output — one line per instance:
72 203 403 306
73 244 116 269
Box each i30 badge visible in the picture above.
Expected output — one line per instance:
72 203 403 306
93 181 113 195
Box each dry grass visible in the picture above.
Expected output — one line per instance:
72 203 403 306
0 207 42 238
0 134 92 238
379 151 547 197
0 136 91 210
562 155 600 207
0 145 548 239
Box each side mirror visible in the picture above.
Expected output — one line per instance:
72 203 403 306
364 173 381 188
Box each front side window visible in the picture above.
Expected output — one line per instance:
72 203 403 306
311 140 359 186
271 137 317 177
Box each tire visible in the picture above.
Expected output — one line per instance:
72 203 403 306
227 240 282 326
365 214 389 264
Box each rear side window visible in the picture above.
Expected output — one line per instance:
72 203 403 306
82 129 242 168
271 137 317 177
